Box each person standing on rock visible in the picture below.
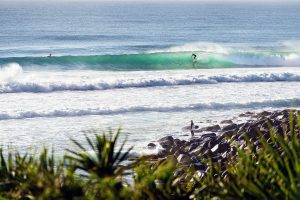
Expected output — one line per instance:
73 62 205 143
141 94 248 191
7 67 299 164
190 120 194 137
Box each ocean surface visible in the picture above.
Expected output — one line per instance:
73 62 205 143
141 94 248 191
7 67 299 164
1 2 300 155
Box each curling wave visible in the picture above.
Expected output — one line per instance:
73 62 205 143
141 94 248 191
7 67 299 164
1 98 300 121
1 49 300 70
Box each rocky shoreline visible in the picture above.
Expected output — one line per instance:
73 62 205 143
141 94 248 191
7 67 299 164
148 109 300 177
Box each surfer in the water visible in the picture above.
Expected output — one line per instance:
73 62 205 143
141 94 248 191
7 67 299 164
192 53 197 61
47 53 52 58
192 54 197 68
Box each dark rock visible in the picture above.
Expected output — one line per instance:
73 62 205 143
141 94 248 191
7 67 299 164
223 130 235 138
174 139 181 146
189 146 204 155
211 144 219 153
238 122 251 133
174 149 185 158
200 133 217 140
147 143 156 149
158 136 174 149
208 138 219 149
239 112 254 117
220 120 233 124
177 154 192 164
245 126 258 139
258 111 272 117
202 149 213 158
157 149 168 157
222 123 238 131
211 142 231 154
174 169 185 177
194 163 207 171
191 156 200 163
198 125 221 132
188 142 200 152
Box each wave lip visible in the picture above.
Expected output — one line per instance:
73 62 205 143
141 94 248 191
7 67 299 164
1 98 300 121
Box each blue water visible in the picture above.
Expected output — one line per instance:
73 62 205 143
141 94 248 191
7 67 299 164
1 2 300 154
1 2 300 58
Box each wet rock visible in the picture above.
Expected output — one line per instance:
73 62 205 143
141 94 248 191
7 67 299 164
158 136 174 149
258 111 272 117
189 146 204 155
208 138 219 149
200 133 217 140
177 154 192 164
220 119 233 124
222 123 238 131
147 143 156 149
188 142 200 152
174 139 181 146
174 149 185 158
199 125 221 132
211 142 230 154
157 149 168 157
223 130 235 138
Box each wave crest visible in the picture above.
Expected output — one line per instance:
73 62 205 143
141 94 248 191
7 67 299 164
1 69 300 93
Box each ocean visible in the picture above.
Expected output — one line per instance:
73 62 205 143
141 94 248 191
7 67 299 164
1 1 300 155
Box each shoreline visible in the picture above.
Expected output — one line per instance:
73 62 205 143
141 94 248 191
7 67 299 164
147 109 299 176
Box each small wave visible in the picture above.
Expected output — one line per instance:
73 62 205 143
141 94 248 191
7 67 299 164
1 98 300 121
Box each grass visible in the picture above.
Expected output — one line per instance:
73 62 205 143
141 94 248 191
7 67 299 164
1 114 300 199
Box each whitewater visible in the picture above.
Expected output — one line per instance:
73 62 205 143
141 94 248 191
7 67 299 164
1 2 300 155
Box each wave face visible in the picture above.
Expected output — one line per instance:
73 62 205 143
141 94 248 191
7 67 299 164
1 45 300 70
2 64 300 93
1 98 300 121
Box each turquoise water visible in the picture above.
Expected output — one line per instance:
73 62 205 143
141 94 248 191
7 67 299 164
1 2 300 154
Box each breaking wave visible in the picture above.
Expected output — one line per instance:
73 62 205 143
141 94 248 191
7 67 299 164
1 98 300 121
1 46 300 70
1 64 300 93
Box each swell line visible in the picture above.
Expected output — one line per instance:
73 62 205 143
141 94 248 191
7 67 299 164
1 49 300 70
1 98 300 121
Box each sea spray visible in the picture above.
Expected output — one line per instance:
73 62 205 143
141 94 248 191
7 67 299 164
0 63 23 81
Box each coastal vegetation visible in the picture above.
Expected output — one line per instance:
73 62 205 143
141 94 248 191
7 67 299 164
1 110 300 199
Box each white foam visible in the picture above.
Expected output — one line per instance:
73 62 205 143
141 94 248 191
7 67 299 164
149 42 300 66
0 98 299 121
0 63 23 82
1 70 300 93
227 53 300 66
149 42 231 54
